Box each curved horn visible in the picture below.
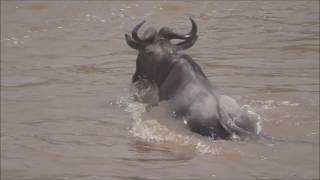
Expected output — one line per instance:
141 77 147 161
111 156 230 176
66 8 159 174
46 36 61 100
186 17 197 39
125 21 150 50
125 34 142 50
175 17 198 50
159 17 197 41
175 34 198 51
159 27 188 40
132 20 146 42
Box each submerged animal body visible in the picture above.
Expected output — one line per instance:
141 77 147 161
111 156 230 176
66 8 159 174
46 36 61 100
125 18 259 140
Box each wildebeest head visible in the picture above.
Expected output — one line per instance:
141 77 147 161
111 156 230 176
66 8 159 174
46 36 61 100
125 18 198 86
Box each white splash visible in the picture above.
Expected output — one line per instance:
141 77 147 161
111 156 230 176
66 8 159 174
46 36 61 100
118 95 270 155
4 37 25 46
249 99 300 110
123 101 220 155
116 93 274 155
242 104 263 134
280 101 299 106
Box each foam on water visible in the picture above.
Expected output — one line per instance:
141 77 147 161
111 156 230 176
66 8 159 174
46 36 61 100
249 99 301 110
116 98 220 155
241 104 264 135
114 95 268 155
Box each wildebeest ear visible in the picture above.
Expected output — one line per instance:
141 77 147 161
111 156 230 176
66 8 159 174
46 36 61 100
125 34 142 50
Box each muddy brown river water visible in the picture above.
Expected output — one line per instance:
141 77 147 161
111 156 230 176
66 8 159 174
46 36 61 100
1 1 319 179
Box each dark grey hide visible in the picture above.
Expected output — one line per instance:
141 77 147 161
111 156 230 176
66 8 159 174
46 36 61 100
125 18 259 140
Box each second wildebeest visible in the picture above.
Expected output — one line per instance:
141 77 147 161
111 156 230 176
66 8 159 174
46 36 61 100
125 18 260 140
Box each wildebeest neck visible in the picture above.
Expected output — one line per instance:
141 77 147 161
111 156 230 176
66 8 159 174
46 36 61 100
158 54 212 101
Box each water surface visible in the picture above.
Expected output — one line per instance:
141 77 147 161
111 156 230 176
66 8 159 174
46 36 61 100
1 1 319 179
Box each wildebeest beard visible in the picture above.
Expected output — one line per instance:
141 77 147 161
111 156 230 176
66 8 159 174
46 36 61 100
125 18 260 140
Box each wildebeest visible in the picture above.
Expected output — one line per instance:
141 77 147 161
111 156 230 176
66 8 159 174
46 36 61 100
125 18 260 140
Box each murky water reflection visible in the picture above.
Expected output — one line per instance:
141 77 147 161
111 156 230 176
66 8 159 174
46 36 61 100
1 1 319 179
